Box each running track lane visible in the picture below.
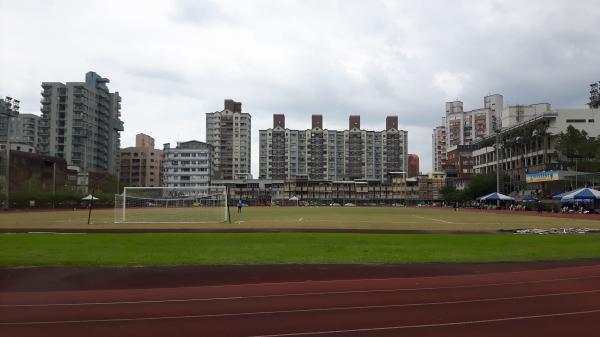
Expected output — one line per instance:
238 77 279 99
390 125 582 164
2 264 600 337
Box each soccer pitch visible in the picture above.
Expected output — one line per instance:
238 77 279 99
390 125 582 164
0 206 599 231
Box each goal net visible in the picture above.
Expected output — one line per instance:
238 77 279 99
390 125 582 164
114 186 228 223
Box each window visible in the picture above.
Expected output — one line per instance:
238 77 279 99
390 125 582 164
589 119 595 123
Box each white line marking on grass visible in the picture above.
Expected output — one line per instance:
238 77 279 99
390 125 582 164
3 275 600 308
413 215 454 224
249 308 600 336
2 289 600 326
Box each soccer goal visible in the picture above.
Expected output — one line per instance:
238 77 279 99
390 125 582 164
114 186 229 223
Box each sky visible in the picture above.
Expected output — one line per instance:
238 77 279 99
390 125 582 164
1 0 599 175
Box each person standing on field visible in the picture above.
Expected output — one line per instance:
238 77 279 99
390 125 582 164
237 199 243 213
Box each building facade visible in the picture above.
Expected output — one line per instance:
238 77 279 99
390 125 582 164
259 115 408 181
0 96 20 144
162 141 212 188
120 133 163 187
472 108 600 193
408 154 420 177
213 173 444 206
39 71 124 174
12 113 41 151
431 121 447 172
205 99 251 180
500 103 551 129
445 94 503 148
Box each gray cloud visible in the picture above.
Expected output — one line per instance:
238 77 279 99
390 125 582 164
1 0 599 174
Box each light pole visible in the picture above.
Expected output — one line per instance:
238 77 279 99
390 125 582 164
495 130 502 208
1 97 19 209
51 161 56 208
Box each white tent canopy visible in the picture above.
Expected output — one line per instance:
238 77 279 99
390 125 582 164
477 192 515 201
81 194 99 200
289 196 299 201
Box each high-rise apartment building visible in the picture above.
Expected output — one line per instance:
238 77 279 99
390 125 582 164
39 71 124 174
445 94 502 148
205 99 251 180
259 115 408 181
162 141 212 188
431 120 447 173
120 133 163 187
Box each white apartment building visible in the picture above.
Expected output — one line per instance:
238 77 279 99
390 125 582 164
39 71 123 174
162 141 212 188
259 115 408 181
431 118 447 173
205 99 251 180
445 94 503 148
500 103 551 128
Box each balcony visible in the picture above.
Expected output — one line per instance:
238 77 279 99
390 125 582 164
40 97 51 105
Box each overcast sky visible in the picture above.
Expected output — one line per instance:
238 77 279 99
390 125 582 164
1 0 599 174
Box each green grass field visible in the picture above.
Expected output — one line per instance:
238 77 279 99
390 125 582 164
1 206 599 231
1 207 600 266
1 233 600 266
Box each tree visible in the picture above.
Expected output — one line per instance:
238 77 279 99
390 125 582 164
440 186 465 203
556 125 597 161
462 173 498 201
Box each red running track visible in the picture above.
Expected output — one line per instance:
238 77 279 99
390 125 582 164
2 264 600 336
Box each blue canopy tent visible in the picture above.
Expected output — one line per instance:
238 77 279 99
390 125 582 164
562 199 593 206
552 191 572 200
560 188 600 201
477 192 515 202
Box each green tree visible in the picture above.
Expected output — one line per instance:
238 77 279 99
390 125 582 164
463 173 498 201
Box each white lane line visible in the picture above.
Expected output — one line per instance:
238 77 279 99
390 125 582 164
2 274 600 308
249 308 600 337
413 215 454 224
1 289 600 326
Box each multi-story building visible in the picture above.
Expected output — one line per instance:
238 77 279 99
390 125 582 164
120 133 163 187
0 96 20 144
445 94 503 148
39 71 124 174
501 103 551 129
417 172 447 201
259 115 408 181
408 154 419 177
431 120 447 172
212 172 444 206
444 144 478 190
162 140 212 188
12 113 41 151
472 108 600 194
205 99 251 180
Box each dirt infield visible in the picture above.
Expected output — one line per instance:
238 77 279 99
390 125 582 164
2 261 600 336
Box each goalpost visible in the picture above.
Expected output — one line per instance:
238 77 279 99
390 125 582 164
114 186 228 223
